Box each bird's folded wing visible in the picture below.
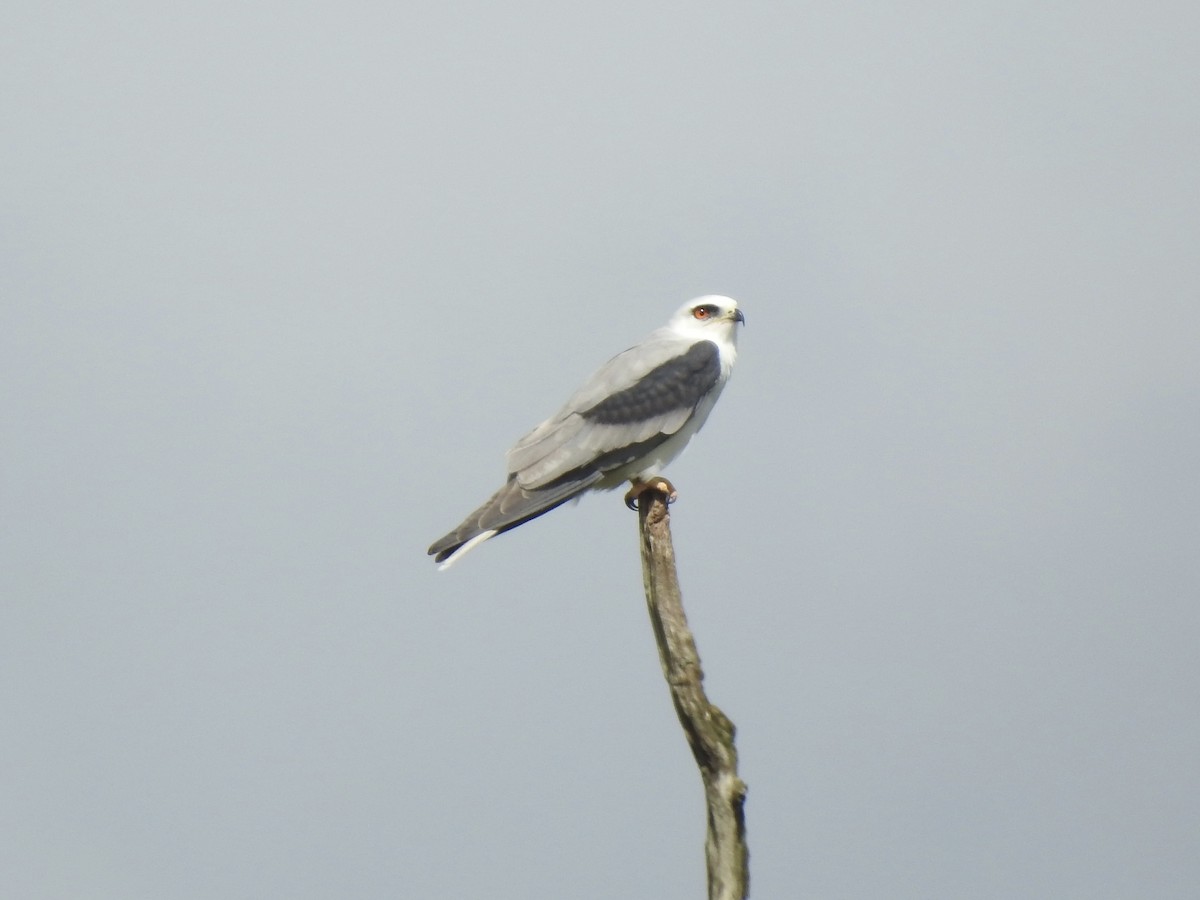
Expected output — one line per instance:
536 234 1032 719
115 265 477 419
506 336 722 490
427 469 604 563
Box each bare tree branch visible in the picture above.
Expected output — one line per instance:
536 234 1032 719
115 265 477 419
636 486 749 900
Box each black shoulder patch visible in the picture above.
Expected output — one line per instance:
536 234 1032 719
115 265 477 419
581 341 721 425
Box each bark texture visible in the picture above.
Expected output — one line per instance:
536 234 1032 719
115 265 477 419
637 487 749 900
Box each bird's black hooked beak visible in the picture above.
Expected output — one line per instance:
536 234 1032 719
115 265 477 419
732 308 745 325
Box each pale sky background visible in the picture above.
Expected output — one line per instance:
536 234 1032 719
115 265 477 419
3 2 1198 898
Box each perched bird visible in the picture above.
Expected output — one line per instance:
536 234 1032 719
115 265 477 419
428 296 744 569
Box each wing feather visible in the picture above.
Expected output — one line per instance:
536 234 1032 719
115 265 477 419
427 469 604 563
506 338 722 490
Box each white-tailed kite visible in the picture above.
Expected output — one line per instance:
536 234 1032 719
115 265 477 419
428 296 744 569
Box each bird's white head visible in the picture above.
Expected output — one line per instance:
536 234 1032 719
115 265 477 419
669 295 745 345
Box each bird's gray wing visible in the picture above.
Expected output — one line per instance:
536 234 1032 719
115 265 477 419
426 468 604 564
505 334 722 490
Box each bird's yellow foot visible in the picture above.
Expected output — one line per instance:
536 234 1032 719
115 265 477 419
624 478 678 510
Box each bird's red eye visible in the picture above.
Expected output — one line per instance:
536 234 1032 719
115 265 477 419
692 305 716 320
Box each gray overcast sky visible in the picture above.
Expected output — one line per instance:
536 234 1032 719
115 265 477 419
3 2 1198 898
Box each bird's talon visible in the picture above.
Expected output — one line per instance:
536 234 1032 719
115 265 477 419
624 479 678 511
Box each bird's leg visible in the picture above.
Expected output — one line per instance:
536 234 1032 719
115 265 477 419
624 477 678 510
